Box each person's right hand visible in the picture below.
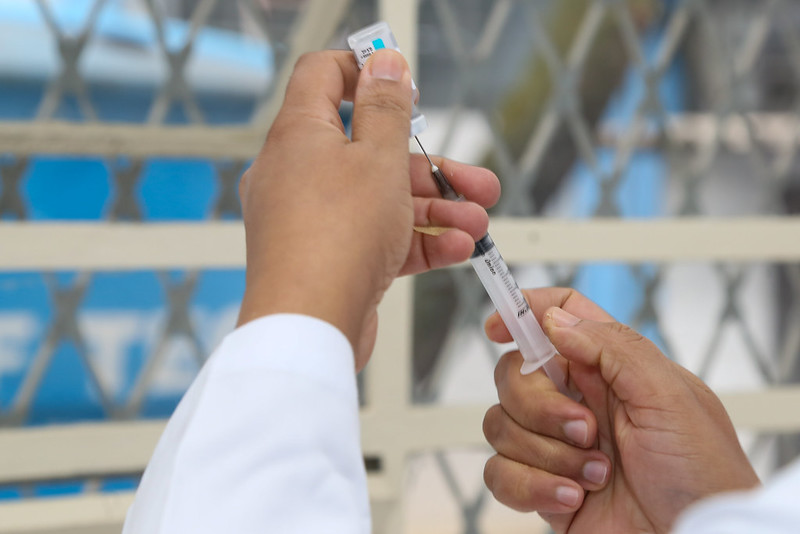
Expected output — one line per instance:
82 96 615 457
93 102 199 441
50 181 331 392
482 288 760 534
237 50 498 369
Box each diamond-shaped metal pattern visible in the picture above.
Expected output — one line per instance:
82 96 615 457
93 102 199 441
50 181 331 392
0 0 366 420
2 0 800 532
34 0 104 121
0 157 27 219
410 0 800 530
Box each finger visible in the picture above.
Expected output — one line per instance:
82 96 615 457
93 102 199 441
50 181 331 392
350 49 413 153
484 454 584 514
398 197 489 274
400 229 475 275
279 51 360 132
542 307 677 401
485 287 614 343
414 197 488 241
410 155 501 208
483 404 610 490
494 352 597 448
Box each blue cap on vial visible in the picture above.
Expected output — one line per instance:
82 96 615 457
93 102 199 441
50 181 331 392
347 22 428 137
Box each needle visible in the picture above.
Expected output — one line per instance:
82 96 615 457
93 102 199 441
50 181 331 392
413 136 461 201
415 135 438 172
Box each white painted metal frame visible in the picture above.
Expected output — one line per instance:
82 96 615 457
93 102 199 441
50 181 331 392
2 216 800 533
2 217 800 271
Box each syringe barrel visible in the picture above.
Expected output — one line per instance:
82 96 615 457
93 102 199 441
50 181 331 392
469 235 557 372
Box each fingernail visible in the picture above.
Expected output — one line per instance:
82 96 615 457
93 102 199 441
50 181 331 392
582 461 608 485
555 486 581 507
368 50 404 82
563 420 588 446
549 307 580 327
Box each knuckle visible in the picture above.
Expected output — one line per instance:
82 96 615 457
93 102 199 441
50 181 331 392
293 50 345 71
484 457 538 513
482 405 504 445
484 458 522 510
562 287 586 304
607 321 650 348
509 475 537 512
493 357 504 387
493 351 514 387
483 456 497 490
608 321 633 337
536 441 563 473
294 51 321 70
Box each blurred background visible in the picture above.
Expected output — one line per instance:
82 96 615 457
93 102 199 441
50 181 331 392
1 0 800 533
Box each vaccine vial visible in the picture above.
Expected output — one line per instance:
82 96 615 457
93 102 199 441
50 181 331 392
347 21 428 137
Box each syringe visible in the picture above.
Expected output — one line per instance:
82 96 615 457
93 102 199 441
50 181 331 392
413 140 573 398
348 22 575 398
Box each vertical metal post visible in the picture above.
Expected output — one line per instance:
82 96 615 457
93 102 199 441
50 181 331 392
379 0 420 76
370 3 419 532
366 276 414 534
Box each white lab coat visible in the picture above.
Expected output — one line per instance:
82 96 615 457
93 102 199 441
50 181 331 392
123 313 800 534
122 314 370 534
672 457 800 534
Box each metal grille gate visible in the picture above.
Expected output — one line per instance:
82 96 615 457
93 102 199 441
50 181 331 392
1 1 800 533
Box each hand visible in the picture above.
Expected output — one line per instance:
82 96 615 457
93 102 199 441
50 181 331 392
482 288 760 534
237 49 500 369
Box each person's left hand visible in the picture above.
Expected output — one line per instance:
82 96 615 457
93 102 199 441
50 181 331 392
482 288 759 533
237 49 500 368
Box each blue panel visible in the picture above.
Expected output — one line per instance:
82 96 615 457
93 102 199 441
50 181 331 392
34 480 85 498
140 160 217 220
0 273 51 410
191 270 245 311
141 394 185 419
0 486 21 500
28 340 106 425
615 152 666 217
0 0 278 499
0 80 44 119
24 158 110 220
564 13 687 336
88 84 157 123
83 272 164 311
100 476 140 493
573 263 643 325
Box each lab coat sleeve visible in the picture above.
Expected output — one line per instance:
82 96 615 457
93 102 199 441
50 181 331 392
672 458 800 534
122 313 370 534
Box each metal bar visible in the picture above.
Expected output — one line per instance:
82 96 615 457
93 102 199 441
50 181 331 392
2 386 800 486
3 217 800 271
0 222 246 271
486 217 800 263
0 421 163 484
379 0 419 75
0 122 265 159
721 386 800 433
3 113 800 159
0 491 134 534
363 274 414 534
0 473 397 534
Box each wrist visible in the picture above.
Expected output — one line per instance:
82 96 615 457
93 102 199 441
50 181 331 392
237 256 376 351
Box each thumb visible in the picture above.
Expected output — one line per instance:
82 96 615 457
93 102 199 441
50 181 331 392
351 49 413 151
542 307 679 402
